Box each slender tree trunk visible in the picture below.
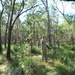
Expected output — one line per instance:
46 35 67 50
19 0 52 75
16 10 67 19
0 20 2 53
5 13 10 48
46 0 51 45
6 0 15 60
36 33 38 42
7 27 12 60
33 21 36 45
30 24 33 55
0 0 4 53
16 24 19 44
0 9 4 53
53 35 56 47
14 24 18 44
5 23 8 48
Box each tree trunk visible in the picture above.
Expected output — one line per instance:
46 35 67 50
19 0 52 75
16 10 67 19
0 1 4 53
0 15 2 53
5 13 10 48
30 24 33 55
33 21 36 45
5 23 8 48
46 0 51 45
7 27 12 60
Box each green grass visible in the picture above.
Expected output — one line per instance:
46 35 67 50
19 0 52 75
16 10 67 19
0 43 75 75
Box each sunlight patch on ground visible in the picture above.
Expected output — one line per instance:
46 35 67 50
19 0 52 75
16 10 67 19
32 55 42 60
0 64 7 75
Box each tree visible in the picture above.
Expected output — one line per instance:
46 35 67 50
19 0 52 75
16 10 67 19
4 13 9 48
5 0 39 60
41 0 52 45
0 0 4 53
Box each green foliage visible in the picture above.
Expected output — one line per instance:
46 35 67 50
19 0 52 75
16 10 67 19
6 66 24 75
6 57 37 75
23 58 37 75
60 50 75 65
35 65 49 75
19 57 49 75
6 59 24 75
0 54 6 64
61 43 71 49
56 62 75 75
13 45 20 52
2 43 75 75
56 63 68 75
31 46 41 55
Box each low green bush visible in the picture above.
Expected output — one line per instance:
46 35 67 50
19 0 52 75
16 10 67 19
31 46 41 55
56 62 75 75
6 59 24 75
6 66 24 75
35 65 49 75
23 58 37 75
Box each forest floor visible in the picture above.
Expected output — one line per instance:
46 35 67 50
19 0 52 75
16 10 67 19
0 62 7 75
0 44 74 75
0 54 57 75
32 54 57 75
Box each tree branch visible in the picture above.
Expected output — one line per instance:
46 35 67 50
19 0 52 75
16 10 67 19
53 0 70 24
11 4 39 29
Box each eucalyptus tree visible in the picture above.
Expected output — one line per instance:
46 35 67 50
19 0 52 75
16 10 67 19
50 5 59 46
3 0 39 60
41 0 52 45
0 0 5 53
4 14 10 48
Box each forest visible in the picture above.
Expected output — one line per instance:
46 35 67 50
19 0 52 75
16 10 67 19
0 0 75 75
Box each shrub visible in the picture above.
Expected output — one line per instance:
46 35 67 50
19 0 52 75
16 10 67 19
56 63 69 75
56 62 75 75
6 66 24 75
35 65 49 75
31 46 41 55
6 60 24 75
23 58 37 75
0 54 6 64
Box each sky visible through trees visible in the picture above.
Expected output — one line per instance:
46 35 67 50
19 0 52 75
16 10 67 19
21 0 75 23
0 0 75 23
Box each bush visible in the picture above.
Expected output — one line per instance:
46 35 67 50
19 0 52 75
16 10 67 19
35 65 49 75
56 62 75 75
6 59 24 75
0 54 6 64
56 63 69 75
31 46 41 55
23 58 37 75
6 66 24 75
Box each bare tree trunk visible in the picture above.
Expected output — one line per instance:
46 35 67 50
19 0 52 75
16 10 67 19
46 0 51 45
33 21 36 45
30 24 33 54
71 33 75 50
16 24 19 43
41 0 52 45
7 27 12 60
0 7 4 53
0 20 2 53
5 13 10 48
5 23 8 48
14 24 19 44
